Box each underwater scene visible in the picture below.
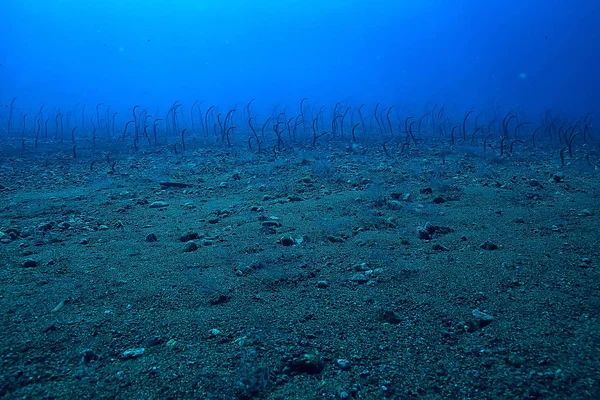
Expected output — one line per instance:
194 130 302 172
1 0 599 398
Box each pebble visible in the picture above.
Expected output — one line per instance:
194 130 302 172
150 201 169 208
472 309 494 327
336 359 352 370
432 243 450 252
183 202 196 209
417 227 431 240
122 348 145 359
80 349 98 365
262 220 281 228
57 222 71 230
278 235 295 246
552 172 565 183
235 265 254 276
376 307 401 324
183 241 198 252
350 273 368 284
507 354 525 367
21 259 39 268
480 241 499 250
180 232 199 242
287 353 324 374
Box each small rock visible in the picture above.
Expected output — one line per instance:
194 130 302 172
417 227 431 240
418 223 453 239
376 307 401 324
316 280 330 288
350 273 369 284
209 294 231 305
183 241 198 252
235 264 254 276
472 309 494 327
122 348 145 359
261 220 282 229
145 233 158 242
37 222 53 231
81 349 98 365
432 243 449 252
354 263 369 271
150 201 169 208
287 353 324 374
387 200 403 210
57 222 71 230
552 172 565 183
278 235 295 246
180 232 199 242
429 223 454 235
21 259 39 268
336 359 352 370
507 354 525 367
480 241 499 250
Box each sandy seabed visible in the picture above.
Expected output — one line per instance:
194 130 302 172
1 137 599 399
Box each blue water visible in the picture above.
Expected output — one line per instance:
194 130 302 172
2 0 598 118
2 3 600 399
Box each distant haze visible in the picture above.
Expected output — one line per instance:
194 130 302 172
1 0 599 116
